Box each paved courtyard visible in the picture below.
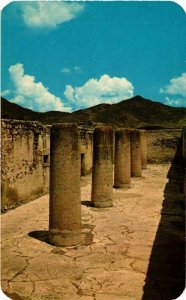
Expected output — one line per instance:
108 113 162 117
1 164 185 300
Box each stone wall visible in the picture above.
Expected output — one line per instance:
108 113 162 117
1 120 93 211
79 126 93 176
1 120 50 211
147 129 183 163
1 120 183 211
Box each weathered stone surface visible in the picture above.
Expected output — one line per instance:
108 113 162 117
130 129 142 177
140 130 147 169
91 127 114 208
1 120 93 211
1 119 50 211
49 123 81 246
1 164 184 299
114 128 131 188
147 129 183 163
2 119 183 213
79 126 93 176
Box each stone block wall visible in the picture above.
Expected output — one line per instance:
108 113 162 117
1 119 184 211
1 120 50 211
146 129 183 163
79 126 93 176
1 120 93 211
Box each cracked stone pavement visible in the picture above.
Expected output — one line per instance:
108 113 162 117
1 164 185 300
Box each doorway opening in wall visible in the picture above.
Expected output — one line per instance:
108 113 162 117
43 155 49 164
81 153 85 176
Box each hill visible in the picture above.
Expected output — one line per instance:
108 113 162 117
1 97 69 124
1 96 186 128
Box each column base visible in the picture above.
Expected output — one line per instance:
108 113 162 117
114 183 131 189
131 172 142 177
91 200 113 208
49 229 82 247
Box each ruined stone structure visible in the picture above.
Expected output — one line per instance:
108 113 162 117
1 119 93 211
146 129 183 163
91 127 114 208
49 124 81 246
114 128 131 188
130 129 142 177
1 120 50 211
79 126 93 176
1 122 185 298
2 119 184 211
140 130 147 169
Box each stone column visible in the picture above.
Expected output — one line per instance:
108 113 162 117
49 123 81 247
91 127 114 208
114 128 131 188
1 181 7 211
140 130 147 169
131 129 142 177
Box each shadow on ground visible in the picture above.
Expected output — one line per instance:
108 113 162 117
28 230 49 243
142 134 185 300
28 226 94 247
81 200 92 207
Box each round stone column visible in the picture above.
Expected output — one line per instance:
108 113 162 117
91 127 114 208
131 129 142 177
140 130 147 169
49 123 81 247
114 128 131 188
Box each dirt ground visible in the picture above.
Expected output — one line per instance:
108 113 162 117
1 164 185 300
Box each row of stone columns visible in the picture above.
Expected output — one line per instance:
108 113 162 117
49 124 147 247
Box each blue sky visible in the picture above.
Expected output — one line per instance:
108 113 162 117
1 1 186 112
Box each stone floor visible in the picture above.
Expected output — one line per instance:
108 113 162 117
1 164 185 300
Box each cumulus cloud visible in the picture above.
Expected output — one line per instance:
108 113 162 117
20 2 84 28
64 74 134 109
160 73 186 97
8 63 71 112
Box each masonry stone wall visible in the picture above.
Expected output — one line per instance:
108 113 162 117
1 120 93 211
1 120 50 211
147 129 183 163
1 119 183 211
79 126 93 176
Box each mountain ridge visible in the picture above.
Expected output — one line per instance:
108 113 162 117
1 96 186 128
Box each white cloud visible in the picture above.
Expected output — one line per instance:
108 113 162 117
164 96 186 107
73 66 82 73
64 74 134 109
1 89 11 97
61 67 71 74
160 73 186 97
20 2 84 28
60 66 82 74
8 63 71 112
